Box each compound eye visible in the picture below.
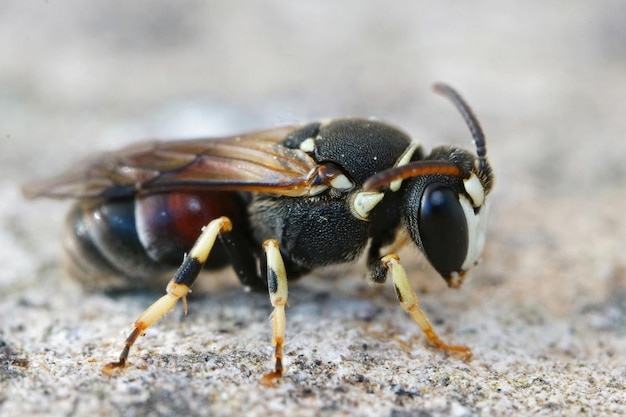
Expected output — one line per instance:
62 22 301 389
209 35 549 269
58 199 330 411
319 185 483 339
418 182 468 278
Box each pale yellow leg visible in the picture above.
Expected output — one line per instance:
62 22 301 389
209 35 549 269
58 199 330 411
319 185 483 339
102 217 232 375
259 239 289 385
381 254 471 359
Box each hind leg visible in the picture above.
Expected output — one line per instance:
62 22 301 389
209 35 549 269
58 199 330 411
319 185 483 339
102 217 232 374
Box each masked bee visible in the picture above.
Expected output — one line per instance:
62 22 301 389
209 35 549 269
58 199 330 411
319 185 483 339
24 83 494 384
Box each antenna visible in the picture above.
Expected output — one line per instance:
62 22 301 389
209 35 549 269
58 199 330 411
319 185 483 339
433 83 488 173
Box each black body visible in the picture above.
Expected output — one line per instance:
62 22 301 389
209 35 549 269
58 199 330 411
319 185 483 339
64 120 421 290
25 84 493 293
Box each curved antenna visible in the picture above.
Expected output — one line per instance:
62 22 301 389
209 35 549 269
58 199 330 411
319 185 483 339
362 160 463 191
433 83 488 172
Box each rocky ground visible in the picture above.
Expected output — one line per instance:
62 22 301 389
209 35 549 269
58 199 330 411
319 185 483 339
1 1 625 416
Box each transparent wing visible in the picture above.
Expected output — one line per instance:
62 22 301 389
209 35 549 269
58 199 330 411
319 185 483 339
24 125 322 199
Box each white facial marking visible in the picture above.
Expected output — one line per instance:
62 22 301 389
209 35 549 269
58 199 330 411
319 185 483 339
463 174 485 207
330 174 354 190
299 138 315 153
459 195 490 271
352 191 385 220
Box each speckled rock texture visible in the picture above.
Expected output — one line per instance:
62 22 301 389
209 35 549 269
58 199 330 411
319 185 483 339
1 2 625 416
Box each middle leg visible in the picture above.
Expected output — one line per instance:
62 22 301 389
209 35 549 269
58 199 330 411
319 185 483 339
260 239 289 385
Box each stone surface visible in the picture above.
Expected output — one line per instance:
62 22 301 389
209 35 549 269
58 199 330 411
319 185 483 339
1 1 625 416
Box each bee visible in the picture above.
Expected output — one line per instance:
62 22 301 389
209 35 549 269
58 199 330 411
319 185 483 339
24 83 494 384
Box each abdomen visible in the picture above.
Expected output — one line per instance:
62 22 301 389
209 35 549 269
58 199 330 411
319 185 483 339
63 191 248 291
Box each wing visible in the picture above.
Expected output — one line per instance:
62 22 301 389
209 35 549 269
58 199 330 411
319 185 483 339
24 125 323 200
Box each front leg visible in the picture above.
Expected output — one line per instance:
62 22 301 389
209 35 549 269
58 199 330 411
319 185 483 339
379 254 471 359
102 217 232 375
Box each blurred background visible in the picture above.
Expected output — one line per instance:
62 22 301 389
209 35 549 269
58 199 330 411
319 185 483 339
3 1 625 186
1 1 625 416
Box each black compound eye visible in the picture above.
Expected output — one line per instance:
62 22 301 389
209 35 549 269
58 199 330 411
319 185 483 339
418 182 468 278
